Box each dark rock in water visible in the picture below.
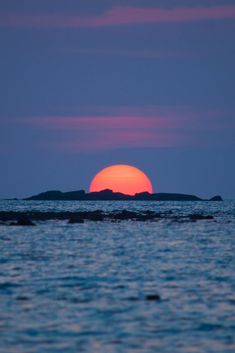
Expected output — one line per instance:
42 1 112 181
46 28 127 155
141 211 162 221
189 214 214 221
68 216 84 224
13 217 36 226
9 222 17 226
16 295 30 301
113 210 138 220
146 294 161 301
0 210 219 224
86 211 104 221
69 210 104 222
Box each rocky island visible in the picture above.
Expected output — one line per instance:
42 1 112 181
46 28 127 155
24 189 223 201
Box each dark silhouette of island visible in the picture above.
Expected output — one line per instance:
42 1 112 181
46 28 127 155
24 189 223 201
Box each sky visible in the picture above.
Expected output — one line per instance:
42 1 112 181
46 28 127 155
0 0 235 199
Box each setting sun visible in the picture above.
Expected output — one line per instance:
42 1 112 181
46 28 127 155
89 164 153 196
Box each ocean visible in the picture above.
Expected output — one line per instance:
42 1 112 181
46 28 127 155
0 200 235 353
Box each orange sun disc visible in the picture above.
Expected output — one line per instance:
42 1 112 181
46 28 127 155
89 164 153 196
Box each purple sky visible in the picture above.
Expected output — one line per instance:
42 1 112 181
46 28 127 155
0 0 235 199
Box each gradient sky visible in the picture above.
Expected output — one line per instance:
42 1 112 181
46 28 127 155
0 0 235 199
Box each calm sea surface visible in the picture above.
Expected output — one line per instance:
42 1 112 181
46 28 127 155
0 200 235 353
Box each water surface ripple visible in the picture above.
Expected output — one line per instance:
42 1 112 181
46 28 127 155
0 201 235 353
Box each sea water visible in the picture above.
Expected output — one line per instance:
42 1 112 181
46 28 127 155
0 200 235 353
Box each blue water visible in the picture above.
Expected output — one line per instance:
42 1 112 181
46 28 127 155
0 200 235 353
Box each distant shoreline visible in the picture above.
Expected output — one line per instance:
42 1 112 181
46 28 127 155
21 189 222 202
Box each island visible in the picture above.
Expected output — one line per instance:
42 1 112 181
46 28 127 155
24 189 223 201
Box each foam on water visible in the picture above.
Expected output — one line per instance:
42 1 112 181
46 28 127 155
0 201 235 353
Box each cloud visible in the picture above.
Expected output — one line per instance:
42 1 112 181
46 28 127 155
25 115 183 150
1 5 235 28
20 106 228 152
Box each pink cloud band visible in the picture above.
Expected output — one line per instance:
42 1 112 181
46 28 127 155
20 106 224 152
1 5 235 28
21 113 187 151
